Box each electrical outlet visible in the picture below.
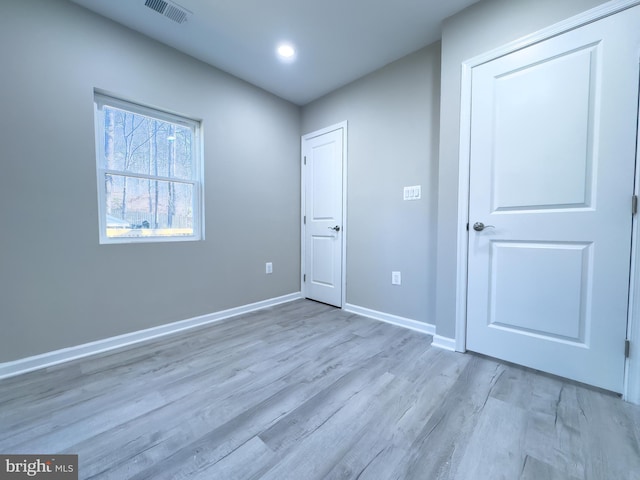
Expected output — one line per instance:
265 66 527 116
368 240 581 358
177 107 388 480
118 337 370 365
392 271 401 285
266 262 273 274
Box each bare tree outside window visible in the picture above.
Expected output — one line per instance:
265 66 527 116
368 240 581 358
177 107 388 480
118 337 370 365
94 93 202 243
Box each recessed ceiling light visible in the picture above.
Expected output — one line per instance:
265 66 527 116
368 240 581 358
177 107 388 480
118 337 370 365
277 43 296 61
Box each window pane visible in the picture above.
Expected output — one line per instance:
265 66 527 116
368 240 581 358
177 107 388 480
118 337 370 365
102 106 193 180
105 174 194 238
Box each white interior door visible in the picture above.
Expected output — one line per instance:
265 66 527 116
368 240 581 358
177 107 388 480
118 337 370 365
302 126 344 307
466 6 640 392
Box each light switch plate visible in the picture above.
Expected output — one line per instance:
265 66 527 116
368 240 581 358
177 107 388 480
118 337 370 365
403 185 421 201
392 271 401 285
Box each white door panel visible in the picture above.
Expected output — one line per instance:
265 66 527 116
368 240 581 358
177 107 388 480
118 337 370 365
491 45 595 210
303 127 344 307
311 236 336 285
467 6 640 392
488 241 590 341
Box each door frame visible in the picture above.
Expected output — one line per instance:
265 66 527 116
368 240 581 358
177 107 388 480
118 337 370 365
300 121 348 308
454 0 640 402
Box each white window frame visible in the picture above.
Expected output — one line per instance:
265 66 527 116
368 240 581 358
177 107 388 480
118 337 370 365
94 92 203 244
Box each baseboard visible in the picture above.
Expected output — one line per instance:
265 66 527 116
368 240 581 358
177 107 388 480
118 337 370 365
343 303 435 335
0 292 303 380
431 334 457 352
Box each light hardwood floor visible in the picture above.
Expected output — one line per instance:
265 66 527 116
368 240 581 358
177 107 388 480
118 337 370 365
1 300 639 479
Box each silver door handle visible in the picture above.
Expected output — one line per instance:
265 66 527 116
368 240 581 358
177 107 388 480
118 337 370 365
328 226 341 232
473 222 494 232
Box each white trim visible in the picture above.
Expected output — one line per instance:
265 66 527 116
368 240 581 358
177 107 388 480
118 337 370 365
467 0 640 70
301 121 348 307
455 60 473 354
625 74 640 405
628 217 640 402
344 303 435 335
0 292 302 380
432 335 457 352
456 0 640 397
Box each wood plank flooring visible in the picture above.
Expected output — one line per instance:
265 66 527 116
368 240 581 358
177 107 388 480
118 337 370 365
0 299 639 479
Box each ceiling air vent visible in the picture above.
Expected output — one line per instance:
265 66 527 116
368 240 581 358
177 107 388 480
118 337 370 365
144 0 191 24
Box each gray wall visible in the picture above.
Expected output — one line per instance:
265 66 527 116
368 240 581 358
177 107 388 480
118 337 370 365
1 0 616 363
435 0 610 339
0 0 301 362
302 45 441 324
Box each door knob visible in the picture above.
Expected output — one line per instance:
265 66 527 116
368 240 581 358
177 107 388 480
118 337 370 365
328 225 341 232
473 222 494 232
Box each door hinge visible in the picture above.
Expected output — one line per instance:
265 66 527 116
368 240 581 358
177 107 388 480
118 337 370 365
304 156 307 165
303 274 306 282
466 222 469 231
303 215 306 225
625 339 631 358
633 195 638 215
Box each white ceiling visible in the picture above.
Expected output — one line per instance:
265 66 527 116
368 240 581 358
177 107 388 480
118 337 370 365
69 0 480 106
